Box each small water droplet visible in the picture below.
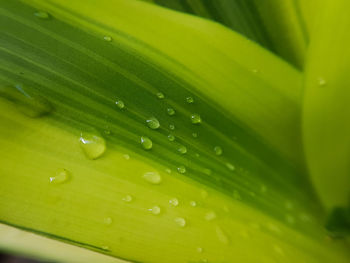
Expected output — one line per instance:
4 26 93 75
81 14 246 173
252 69 259 73
195 153 200 158
123 154 130 160
215 225 229 244
122 195 133 202
167 134 175 142
318 77 326 86
79 132 106 159
156 92 164 99
192 132 198 138
190 200 197 207
34 10 50 19
115 99 125 109
167 107 175 116
177 145 187 154
165 168 171 174
191 113 201 124
169 124 175 130
103 35 112 42
49 168 69 184
204 211 217 221
174 217 186 227
214 146 223 156
103 217 113 225
146 116 160 129
196 247 203 253
149 205 161 215
186 97 194 104
169 198 179 207
177 165 186 174
143 171 162 184
225 162 235 171
140 136 152 150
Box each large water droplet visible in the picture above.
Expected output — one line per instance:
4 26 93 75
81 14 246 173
115 99 125 109
146 116 160 129
225 162 235 171
49 168 69 184
169 198 179 207
191 113 201 124
215 225 229 244
122 195 133 202
149 205 161 215
186 97 194 104
177 166 186 174
214 146 223 156
34 11 50 19
156 92 165 99
143 171 162 184
79 132 106 159
168 134 175 142
167 107 175 116
103 217 113 225
177 145 187 154
140 136 152 150
103 35 112 42
174 217 186 227
204 211 217 221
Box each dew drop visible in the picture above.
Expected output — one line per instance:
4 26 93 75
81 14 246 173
103 217 113 225
146 116 160 129
174 217 186 227
79 132 106 159
156 92 165 99
169 124 175 130
225 162 235 171
149 205 161 215
204 211 217 221
122 195 133 202
214 146 223 156
177 165 186 174
191 113 201 124
167 107 175 116
215 225 229 244
34 10 50 19
143 171 162 184
190 200 197 207
165 168 171 174
103 35 112 42
123 154 130 160
177 145 187 154
168 134 175 142
49 168 69 184
192 132 198 138
196 247 203 253
318 77 327 86
140 136 152 150
186 97 194 104
169 198 179 207
115 99 125 109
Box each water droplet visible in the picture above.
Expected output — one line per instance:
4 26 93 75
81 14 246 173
318 77 326 86
103 217 113 225
123 154 130 160
169 198 179 207
190 200 197 207
192 132 198 138
49 168 69 184
156 92 164 99
103 35 112 42
167 134 175 142
232 189 241 200
79 132 106 159
195 153 200 158
140 136 152 150
225 162 235 171
177 165 186 174
191 113 201 124
122 195 133 202
167 107 175 116
115 99 125 109
196 247 203 253
215 225 229 244
204 211 217 221
174 217 186 227
146 116 160 129
169 124 175 130
143 171 162 184
252 69 259 73
149 205 161 215
186 97 194 104
34 11 50 19
177 145 187 154
165 168 171 174
214 146 223 156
